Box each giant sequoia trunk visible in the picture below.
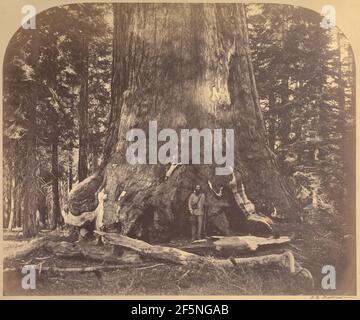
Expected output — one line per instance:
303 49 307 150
69 3 299 242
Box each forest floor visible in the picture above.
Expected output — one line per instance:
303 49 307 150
2 219 356 296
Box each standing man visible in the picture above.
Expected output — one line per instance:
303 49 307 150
188 185 206 241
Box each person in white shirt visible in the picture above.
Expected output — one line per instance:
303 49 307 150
188 185 206 241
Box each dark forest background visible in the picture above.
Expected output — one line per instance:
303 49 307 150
2 4 355 237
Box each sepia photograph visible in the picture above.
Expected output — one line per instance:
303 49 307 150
1 1 357 298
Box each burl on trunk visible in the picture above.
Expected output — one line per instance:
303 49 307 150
69 4 299 242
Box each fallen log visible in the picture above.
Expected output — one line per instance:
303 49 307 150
216 251 295 272
44 241 141 264
3 264 146 273
180 235 291 254
95 231 297 273
4 237 49 260
96 231 205 265
3 229 72 260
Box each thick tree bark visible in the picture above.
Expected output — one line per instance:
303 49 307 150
78 36 89 182
69 4 300 241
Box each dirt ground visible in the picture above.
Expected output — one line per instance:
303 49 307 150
2 219 356 296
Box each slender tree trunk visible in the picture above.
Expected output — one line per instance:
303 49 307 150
268 92 276 150
78 36 89 182
37 190 47 229
51 136 61 229
7 174 15 231
91 145 99 173
317 53 327 161
22 30 39 238
15 173 22 228
280 84 291 146
69 4 300 241
5 143 15 230
93 155 99 173
337 31 346 127
22 106 37 237
343 43 356 224
347 44 355 120
100 3 128 164
68 151 73 192
279 9 291 147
